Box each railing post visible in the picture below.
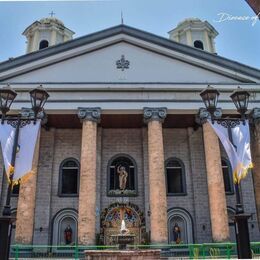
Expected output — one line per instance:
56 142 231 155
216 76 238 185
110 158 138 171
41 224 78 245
15 244 19 260
74 245 79 260
188 244 192 259
227 243 231 259
202 244 206 259
191 245 200 260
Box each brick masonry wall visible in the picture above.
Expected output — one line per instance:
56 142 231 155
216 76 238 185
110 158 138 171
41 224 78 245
33 128 56 245
163 128 198 242
187 127 212 243
50 128 81 218
33 128 82 245
100 128 145 216
1 125 258 245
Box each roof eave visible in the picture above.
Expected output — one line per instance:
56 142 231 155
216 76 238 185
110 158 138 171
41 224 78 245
0 24 259 81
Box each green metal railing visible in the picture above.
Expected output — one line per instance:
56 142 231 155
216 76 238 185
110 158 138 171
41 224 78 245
9 242 260 259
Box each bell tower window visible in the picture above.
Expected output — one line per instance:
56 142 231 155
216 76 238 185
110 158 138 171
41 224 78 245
194 40 204 50
39 40 49 50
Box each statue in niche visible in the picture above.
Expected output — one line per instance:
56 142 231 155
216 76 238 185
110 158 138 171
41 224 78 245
117 165 128 190
64 224 73 244
173 223 181 244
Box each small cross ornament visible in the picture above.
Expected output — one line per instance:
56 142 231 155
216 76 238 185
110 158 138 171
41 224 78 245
49 11 55 17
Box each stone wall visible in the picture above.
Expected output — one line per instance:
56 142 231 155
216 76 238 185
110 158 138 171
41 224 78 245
163 128 198 241
1 126 259 245
187 127 212 243
33 128 56 245
100 128 145 214
50 128 81 220
33 128 81 245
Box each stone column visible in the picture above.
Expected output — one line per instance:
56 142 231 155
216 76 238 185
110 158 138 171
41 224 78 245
50 29 57 45
15 130 41 244
251 108 260 226
31 30 39 52
202 121 229 242
78 107 101 245
144 107 168 244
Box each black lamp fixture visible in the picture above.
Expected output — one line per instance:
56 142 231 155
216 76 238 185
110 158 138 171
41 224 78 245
230 86 250 118
0 84 49 121
200 85 250 120
0 85 17 121
200 85 219 116
29 85 49 120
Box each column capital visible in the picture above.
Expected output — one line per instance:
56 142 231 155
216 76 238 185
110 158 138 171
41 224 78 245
143 107 167 124
78 107 101 123
195 107 222 125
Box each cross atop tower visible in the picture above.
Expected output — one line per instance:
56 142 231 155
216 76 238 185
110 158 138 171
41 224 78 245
49 11 55 17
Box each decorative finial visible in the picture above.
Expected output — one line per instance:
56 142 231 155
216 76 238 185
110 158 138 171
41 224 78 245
49 11 55 17
121 11 124 24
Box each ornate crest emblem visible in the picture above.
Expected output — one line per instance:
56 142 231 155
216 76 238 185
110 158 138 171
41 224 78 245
116 55 130 71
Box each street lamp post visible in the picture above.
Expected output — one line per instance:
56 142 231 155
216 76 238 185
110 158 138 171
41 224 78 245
0 85 49 260
200 85 252 259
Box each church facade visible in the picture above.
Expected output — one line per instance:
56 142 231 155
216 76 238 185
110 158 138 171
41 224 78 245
0 17 260 247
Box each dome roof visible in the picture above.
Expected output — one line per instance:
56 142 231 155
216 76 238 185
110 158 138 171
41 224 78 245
39 17 64 27
177 18 202 27
168 17 218 37
22 16 75 37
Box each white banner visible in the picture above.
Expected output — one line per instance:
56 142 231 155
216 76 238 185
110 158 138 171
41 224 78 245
0 120 40 182
208 119 253 183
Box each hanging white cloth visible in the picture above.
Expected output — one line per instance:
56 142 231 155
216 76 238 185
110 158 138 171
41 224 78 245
208 119 253 183
0 120 40 183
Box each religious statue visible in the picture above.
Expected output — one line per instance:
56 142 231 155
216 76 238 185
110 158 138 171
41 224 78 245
64 225 73 245
173 223 181 244
117 165 128 190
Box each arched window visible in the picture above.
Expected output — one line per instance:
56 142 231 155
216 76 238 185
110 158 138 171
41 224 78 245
166 158 186 195
167 208 193 244
194 40 204 50
52 209 78 247
107 154 137 196
221 158 234 194
39 40 49 50
59 158 79 196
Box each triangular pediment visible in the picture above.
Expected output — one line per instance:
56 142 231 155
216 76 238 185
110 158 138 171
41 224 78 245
0 25 259 83
1 42 243 83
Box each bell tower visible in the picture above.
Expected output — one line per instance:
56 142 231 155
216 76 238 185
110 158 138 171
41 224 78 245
23 16 75 53
168 18 218 54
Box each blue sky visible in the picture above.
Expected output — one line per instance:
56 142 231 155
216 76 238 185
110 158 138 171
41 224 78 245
0 0 259 68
